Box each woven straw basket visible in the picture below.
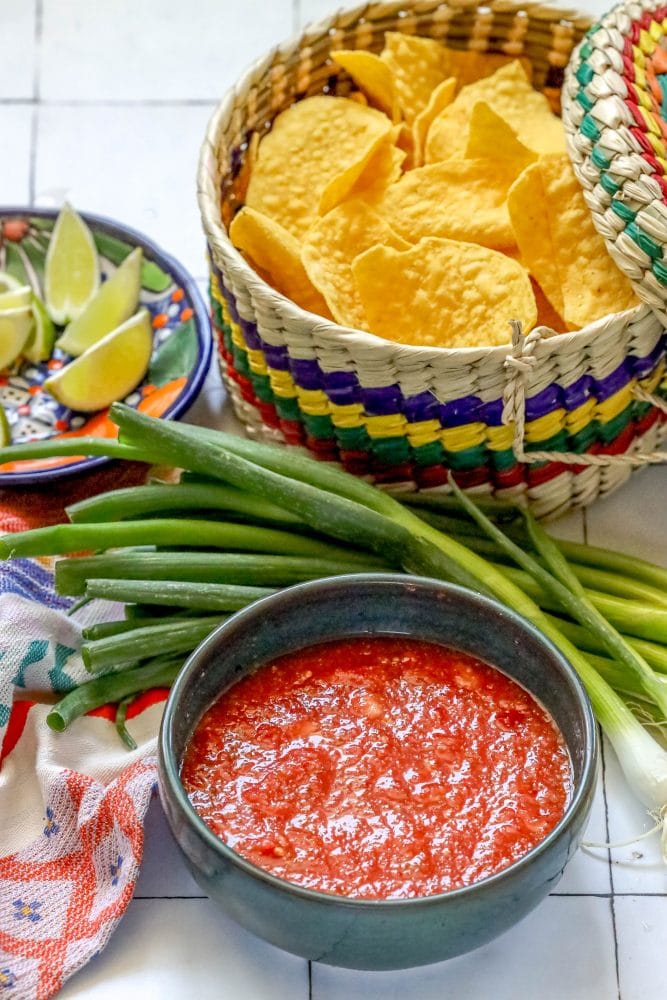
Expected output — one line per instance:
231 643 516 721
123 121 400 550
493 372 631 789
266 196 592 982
197 0 667 519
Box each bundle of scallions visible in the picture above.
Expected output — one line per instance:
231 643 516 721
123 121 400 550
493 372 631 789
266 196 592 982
2 402 666 858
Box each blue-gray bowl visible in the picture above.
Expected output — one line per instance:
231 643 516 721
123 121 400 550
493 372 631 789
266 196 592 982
158 574 598 970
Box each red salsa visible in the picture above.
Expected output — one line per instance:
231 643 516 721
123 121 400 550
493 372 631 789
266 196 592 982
181 637 572 899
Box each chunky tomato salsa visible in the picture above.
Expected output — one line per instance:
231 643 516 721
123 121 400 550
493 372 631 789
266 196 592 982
181 637 572 899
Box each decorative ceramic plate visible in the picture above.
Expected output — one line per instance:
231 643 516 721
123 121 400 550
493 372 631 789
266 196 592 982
0 207 212 485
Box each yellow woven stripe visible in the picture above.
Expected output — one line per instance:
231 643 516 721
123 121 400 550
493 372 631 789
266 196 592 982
565 399 596 436
365 414 408 438
406 419 442 447
647 130 667 156
595 384 633 423
649 18 665 41
220 298 232 327
441 423 485 451
230 326 246 351
485 425 515 451
329 402 365 428
296 387 330 415
524 409 566 443
639 28 656 54
640 359 665 394
634 63 647 91
267 369 297 399
246 348 268 376
639 104 661 136
637 86 655 111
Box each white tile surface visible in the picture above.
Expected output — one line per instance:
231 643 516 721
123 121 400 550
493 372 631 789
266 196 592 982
312 896 618 1000
57 898 310 999
40 0 294 101
616 896 667 1000
34 103 215 280
0 105 33 203
0 0 36 99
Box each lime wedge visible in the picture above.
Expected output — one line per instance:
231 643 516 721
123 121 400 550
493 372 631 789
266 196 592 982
0 404 11 447
0 306 34 369
0 285 32 310
44 308 153 412
24 294 56 363
44 203 100 325
0 271 21 295
56 246 143 356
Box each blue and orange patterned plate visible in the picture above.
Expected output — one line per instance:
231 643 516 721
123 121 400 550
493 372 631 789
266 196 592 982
0 208 212 485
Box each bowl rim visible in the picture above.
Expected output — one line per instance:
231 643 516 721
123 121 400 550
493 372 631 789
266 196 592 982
0 205 213 486
159 572 599 909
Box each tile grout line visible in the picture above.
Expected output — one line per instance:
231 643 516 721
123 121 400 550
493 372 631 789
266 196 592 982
600 735 623 1000
28 0 44 204
308 961 313 1000
0 97 220 108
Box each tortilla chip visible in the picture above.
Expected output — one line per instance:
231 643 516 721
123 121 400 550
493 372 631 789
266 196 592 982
507 155 638 328
464 102 536 173
348 140 406 201
230 206 332 317
332 49 399 121
302 200 410 328
425 61 565 162
245 95 392 236
530 278 568 334
371 157 523 250
442 49 534 88
351 237 537 348
412 77 456 167
381 33 449 124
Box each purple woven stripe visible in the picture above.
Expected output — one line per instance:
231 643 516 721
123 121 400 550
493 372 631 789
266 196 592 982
525 384 562 421
289 357 322 389
264 344 290 371
322 371 361 406
240 317 262 350
481 399 505 426
440 397 483 427
595 360 636 403
562 375 593 411
630 337 665 380
404 392 440 422
362 385 404 415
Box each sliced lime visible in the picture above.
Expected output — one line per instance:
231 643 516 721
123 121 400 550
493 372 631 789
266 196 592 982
24 294 56 363
44 308 153 412
0 306 34 369
44 203 100 325
56 246 143 356
0 285 32 310
0 271 22 295
0 404 11 447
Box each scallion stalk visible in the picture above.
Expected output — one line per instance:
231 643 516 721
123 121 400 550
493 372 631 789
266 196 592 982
81 617 223 673
84 579 276 612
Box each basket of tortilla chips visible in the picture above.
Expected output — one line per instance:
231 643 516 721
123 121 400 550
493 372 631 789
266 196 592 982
197 0 667 518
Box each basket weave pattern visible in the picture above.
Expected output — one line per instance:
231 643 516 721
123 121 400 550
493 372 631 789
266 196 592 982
198 1 667 518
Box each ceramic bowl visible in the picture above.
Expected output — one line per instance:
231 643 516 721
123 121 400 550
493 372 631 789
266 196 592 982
158 574 598 971
0 207 212 485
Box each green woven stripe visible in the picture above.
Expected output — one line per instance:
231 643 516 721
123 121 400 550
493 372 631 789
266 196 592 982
579 40 594 59
576 62 595 86
334 425 371 450
525 429 570 456
490 447 517 471
575 89 594 111
250 372 276 405
626 222 662 260
581 114 601 141
611 200 636 223
303 413 335 438
231 344 250 377
370 436 411 464
274 395 302 420
591 146 610 170
597 404 633 444
412 441 446 466
652 258 667 285
445 445 487 471
568 424 598 453
632 399 653 420
599 172 620 196
220 325 233 352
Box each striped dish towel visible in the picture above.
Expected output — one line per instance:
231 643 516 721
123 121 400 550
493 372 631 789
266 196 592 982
0 465 166 1000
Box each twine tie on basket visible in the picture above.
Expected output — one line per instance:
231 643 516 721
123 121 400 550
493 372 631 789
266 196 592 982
503 322 667 468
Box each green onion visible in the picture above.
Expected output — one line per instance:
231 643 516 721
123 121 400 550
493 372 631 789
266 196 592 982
115 696 138 751
66 482 304 527
55 552 386 596
82 617 202 641
81 617 223 673
48 655 183 731
0 437 150 464
84 579 276 612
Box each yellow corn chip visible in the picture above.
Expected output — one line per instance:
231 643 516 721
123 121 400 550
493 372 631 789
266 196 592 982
347 140 405 201
464 102 536 173
442 49 534 88
230 206 332 318
332 49 399 121
371 157 524 250
425 61 565 162
351 237 537 348
245 96 392 236
507 155 638 328
530 278 568 334
302 200 410 328
381 33 449 125
412 77 456 167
